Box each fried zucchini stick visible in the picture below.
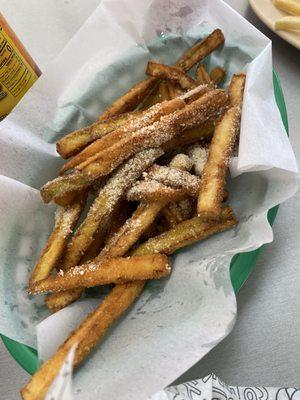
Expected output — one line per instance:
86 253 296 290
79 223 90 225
169 153 194 171
162 120 215 150
210 66 227 86
29 254 170 294
146 62 197 90
134 206 237 255
60 98 184 174
99 77 157 121
161 153 194 227
53 191 79 207
127 180 187 203
21 282 145 400
29 196 86 287
166 82 184 98
41 90 227 203
140 28 224 108
56 112 139 159
158 81 171 100
196 64 212 84
197 74 246 218
228 73 246 107
104 200 131 244
46 148 163 312
176 29 225 71
162 199 194 228
98 202 166 261
144 165 201 197
197 107 240 218
188 144 209 176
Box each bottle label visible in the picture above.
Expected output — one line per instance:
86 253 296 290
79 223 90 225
0 26 38 120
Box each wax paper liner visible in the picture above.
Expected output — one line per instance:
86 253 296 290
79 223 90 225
0 0 298 399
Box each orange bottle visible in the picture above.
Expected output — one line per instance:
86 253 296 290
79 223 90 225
0 12 41 120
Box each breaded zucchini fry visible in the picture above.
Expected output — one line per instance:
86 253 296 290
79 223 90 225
104 200 131 244
176 29 225 71
197 74 245 218
210 66 227 86
166 82 184 99
146 61 197 90
161 153 194 228
56 112 138 159
162 199 193 228
29 254 170 294
99 77 157 121
163 120 215 150
29 195 86 287
228 73 246 107
168 153 194 171
140 29 224 108
158 81 171 101
197 108 240 218
196 64 212 84
144 165 201 197
188 144 209 176
134 206 237 256
127 180 187 203
53 191 79 207
98 201 166 261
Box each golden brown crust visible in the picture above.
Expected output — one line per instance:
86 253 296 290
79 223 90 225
98 201 166 261
144 165 202 197
158 81 171 101
175 29 225 71
197 73 245 219
30 254 170 294
210 66 227 86
56 112 137 159
228 73 246 107
29 195 86 287
147 61 197 90
162 120 215 150
133 206 237 256
162 199 194 228
196 64 212 85
98 77 157 121
197 106 241 219
166 82 184 99
127 180 186 203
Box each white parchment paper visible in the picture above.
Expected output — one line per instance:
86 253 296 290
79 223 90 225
0 0 298 399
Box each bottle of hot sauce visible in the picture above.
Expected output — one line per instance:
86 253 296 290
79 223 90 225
0 12 41 120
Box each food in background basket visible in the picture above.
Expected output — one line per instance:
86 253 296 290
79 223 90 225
273 0 300 31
